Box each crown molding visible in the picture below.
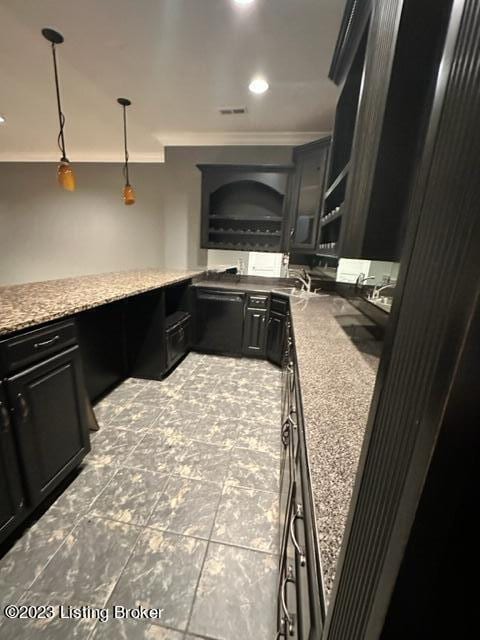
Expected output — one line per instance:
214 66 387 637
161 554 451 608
0 131 332 163
156 131 330 147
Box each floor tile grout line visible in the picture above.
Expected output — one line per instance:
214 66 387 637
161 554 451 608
203 538 280 559
0 522 78 595
184 439 235 635
223 481 280 496
98 513 151 616
89 470 171 526
77 515 148 640
24 509 94 595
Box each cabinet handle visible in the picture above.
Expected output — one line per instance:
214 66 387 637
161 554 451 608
34 334 60 349
0 401 11 433
16 393 29 421
290 504 306 566
281 418 290 447
280 565 295 636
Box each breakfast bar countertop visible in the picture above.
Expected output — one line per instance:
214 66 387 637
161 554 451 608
0 268 205 337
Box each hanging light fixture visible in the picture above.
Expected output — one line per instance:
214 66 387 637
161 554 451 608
117 98 135 205
41 28 75 191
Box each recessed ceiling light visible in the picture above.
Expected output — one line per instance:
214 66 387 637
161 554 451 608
0 115 6 124
234 0 255 5
249 77 269 94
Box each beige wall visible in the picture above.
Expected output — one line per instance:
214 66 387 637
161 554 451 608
0 163 165 285
0 146 292 285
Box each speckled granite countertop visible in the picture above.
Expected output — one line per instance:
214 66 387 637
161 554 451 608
289 293 380 601
0 269 204 336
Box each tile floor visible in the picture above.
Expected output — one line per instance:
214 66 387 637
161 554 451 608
0 352 282 639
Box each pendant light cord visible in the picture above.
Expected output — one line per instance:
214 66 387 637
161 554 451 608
51 43 68 162
122 105 130 186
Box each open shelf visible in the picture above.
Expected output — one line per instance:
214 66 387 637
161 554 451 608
325 163 349 199
319 28 368 257
198 163 293 252
316 243 338 257
210 215 282 223
208 229 281 237
206 241 281 252
321 205 344 226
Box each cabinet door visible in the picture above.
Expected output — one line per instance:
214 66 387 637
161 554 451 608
290 139 330 252
0 383 25 543
242 309 267 357
194 290 245 356
267 311 286 366
7 346 90 508
166 321 190 370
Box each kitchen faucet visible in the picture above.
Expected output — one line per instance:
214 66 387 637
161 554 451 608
355 273 376 291
370 282 397 300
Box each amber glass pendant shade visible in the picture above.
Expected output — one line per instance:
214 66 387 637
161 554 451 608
118 98 136 205
42 29 76 192
57 161 76 191
123 184 136 205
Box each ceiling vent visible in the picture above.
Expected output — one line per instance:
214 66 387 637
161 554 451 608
219 106 248 115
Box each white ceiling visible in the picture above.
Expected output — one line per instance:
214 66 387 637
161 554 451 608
0 0 343 162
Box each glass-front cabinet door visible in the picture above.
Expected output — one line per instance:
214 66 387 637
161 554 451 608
289 138 330 252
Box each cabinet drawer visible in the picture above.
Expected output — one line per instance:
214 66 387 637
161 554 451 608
0 321 77 375
247 294 269 309
271 296 289 314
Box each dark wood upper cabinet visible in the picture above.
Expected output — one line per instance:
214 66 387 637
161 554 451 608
197 164 294 253
318 27 368 259
289 138 331 253
325 0 451 262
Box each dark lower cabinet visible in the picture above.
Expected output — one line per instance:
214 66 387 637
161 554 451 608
0 383 25 542
267 310 286 366
243 308 267 357
194 289 245 356
6 345 90 507
165 312 190 371
277 317 326 638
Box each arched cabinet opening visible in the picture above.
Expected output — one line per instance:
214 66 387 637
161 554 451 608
198 164 294 252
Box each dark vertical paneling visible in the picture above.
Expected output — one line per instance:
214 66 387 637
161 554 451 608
325 0 480 638
329 0 374 85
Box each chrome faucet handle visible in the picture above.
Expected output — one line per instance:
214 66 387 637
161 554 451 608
356 274 375 290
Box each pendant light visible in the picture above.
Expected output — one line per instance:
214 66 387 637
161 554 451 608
117 98 136 205
41 28 75 191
